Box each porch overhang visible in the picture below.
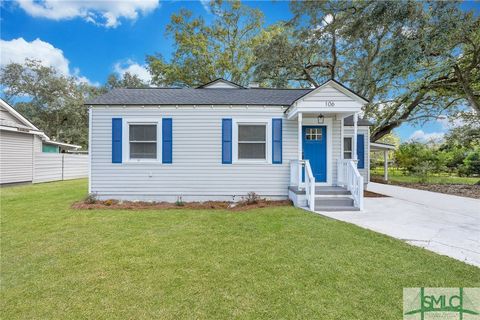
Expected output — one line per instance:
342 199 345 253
285 80 368 120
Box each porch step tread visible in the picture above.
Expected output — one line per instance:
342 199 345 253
289 186 351 196
315 197 354 207
315 206 360 212
315 187 350 195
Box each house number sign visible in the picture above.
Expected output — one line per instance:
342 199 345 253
325 100 335 107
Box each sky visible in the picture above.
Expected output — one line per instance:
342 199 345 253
1 0 478 142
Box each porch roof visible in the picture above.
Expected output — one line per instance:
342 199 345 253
371 142 396 151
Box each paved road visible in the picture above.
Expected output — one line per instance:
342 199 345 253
317 182 480 267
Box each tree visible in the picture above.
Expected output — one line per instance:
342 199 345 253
106 72 148 89
462 148 480 176
254 1 480 141
0 59 100 148
147 0 266 87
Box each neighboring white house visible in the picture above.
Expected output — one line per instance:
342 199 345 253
87 78 377 211
0 99 86 185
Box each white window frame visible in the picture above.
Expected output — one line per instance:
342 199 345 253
122 118 162 163
343 136 353 160
233 119 271 164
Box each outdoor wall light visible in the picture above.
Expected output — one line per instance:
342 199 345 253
317 114 324 124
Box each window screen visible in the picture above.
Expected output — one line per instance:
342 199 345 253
129 124 157 159
344 137 352 159
238 124 266 159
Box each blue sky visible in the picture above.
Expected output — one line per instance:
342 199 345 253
1 0 478 142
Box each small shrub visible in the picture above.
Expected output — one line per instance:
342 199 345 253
243 192 260 205
175 196 185 206
84 192 98 204
412 161 435 183
104 199 115 206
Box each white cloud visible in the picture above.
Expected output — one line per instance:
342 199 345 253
436 116 465 130
114 59 152 83
0 37 93 85
1 37 70 75
199 0 211 12
323 14 333 25
408 130 445 143
15 0 160 28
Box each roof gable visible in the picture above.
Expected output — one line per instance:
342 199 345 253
293 79 369 105
0 98 39 130
197 78 244 89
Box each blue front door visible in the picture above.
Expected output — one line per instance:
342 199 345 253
303 126 327 182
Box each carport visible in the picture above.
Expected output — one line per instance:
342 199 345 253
370 142 396 181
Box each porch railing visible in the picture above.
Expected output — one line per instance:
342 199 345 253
337 159 364 210
290 160 315 211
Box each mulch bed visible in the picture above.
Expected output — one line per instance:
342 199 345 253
72 199 293 211
371 178 480 199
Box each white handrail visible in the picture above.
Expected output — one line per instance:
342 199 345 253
337 159 364 210
304 160 315 211
289 159 315 211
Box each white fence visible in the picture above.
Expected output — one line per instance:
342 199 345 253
34 153 88 183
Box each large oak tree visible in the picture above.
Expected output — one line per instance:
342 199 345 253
147 0 268 87
254 1 479 141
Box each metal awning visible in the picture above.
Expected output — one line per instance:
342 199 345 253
371 142 396 151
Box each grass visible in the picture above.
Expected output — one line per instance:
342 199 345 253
1 179 478 319
371 167 479 185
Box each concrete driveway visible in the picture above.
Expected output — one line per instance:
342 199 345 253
317 182 480 267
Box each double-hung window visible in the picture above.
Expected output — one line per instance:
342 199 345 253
344 137 353 159
129 124 157 159
238 124 267 160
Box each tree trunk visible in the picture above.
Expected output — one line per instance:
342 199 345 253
454 65 480 114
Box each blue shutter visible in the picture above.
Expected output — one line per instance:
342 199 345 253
112 118 122 163
162 118 172 164
222 119 232 164
357 134 365 169
272 118 282 164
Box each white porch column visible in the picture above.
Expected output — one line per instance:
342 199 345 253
384 150 389 181
298 112 303 188
353 112 358 162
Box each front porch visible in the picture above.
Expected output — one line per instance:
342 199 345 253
285 80 369 212
288 185 360 211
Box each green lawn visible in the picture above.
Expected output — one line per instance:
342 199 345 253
1 180 478 319
371 167 479 184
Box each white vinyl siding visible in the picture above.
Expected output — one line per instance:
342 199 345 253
0 106 26 126
0 130 33 184
293 83 364 113
90 106 296 201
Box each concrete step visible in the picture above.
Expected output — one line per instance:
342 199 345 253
315 205 360 212
314 196 358 212
315 186 350 196
315 197 354 207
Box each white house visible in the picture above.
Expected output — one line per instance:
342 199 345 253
87 78 376 211
0 99 84 185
